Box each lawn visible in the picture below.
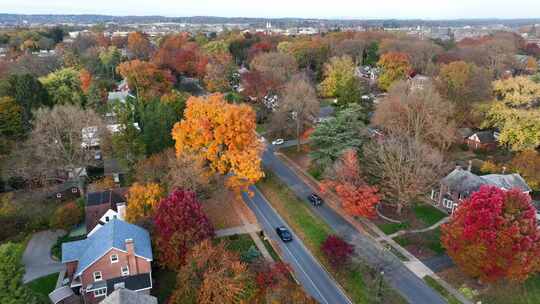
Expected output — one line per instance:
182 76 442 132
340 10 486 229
424 276 461 304
413 204 447 227
378 222 410 235
219 234 256 254
26 272 58 300
257 172 406 304
394 228 445 258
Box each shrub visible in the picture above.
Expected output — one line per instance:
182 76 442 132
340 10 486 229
321 235 354 268
50 202 83 231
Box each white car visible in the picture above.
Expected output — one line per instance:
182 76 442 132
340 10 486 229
272 139 285 145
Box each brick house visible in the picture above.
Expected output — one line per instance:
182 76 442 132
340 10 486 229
62 219 153 304
85 189 127 236
430 167 531 213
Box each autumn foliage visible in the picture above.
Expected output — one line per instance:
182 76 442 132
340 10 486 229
79 68 92 94
321 235 354 269
116 60 174 101
152 34 208 78
125 182 164 223
172 94 264 193
377 52 412 91
322 149 380 218
170 240 249 304
154 189 214 270
442 186 540 282
50 202 83 231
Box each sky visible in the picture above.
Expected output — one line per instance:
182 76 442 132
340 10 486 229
2 0 540 20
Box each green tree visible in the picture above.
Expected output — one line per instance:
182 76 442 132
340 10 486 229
139 100 181 155
0 243 38 304
0 97 24 139
363 42 379 66
39 68 85 106
110 101 146 170
0 73 49 127
310 104 367 167
335 76 363 107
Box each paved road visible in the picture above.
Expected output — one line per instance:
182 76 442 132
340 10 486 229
262 147 446 304
243 188 351 304
23 230 66 283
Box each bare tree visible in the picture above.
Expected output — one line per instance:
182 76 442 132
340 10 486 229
363 136 449 214
166 151 216 198
372 80 457 151
9 105 106 193
250 51 298 86
277 73 320 151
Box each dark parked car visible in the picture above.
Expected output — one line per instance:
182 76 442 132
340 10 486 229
276 226 293 242
308 193 324 206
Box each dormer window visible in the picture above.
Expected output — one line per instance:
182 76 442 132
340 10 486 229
105 216 109 222
110 254 118 263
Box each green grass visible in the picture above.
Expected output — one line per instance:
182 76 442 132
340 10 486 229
261 238 281 262
413 204 447 227
424 276 461 304
478 274 540 304
256 123 267 134
393 228 445 256
307 164 324 181
26 272 58 298
151 268 177 303
220 234 256 254
258 172 405 304
378 222 410 235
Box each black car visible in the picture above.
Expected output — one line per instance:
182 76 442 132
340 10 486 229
308 193 324 206
276 226 293 242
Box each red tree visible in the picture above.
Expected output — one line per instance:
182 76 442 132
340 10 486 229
442 186 540 282
321 235 354 268
152 34 208 78
255 261 291 291
525 43 540 58
247 41 273 61
154 189 215 270
241 70 278 101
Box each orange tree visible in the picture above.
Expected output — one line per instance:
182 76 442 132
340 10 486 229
171 94 264 193
125 182 164 223
116 59 174 101
377 52 412 91
442 186 540 282
322 149 380 218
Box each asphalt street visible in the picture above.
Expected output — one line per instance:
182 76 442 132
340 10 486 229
262 144 446 304
242 187 352 304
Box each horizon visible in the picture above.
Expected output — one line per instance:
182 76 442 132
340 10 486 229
2 0 540 20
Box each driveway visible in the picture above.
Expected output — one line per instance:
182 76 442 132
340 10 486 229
23 230 66 283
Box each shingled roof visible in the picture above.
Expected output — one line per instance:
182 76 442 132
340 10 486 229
441 168 531 197
62 219 152 276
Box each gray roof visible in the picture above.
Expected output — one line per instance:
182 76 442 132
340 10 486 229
101 288 157 304
49 286 75 304
441 168 531 197
469 131 496 143
481 174 531 192
62 219 152 276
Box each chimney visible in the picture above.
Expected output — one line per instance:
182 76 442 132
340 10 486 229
467 160 472 172
125 239 138 275
117 203 126 220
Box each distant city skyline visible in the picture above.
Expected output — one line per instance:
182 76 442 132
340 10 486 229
2 0 540 20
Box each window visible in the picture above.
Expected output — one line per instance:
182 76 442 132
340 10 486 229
121 265 129 276
93 287 107 297
93 271 102 281
110 254 118 263
105 216 109 222
71 187 78 193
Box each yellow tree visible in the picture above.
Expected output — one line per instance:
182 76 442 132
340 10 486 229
172 94 264 193
319 55 356 98
125 182 164 223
